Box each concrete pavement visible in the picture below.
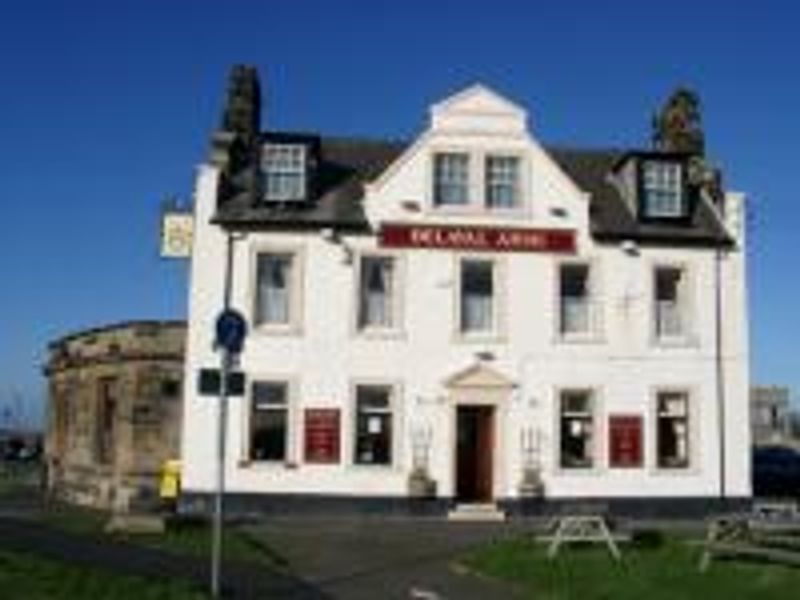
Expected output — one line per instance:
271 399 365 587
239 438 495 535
246 517 525 599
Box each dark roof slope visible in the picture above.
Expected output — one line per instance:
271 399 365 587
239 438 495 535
214 135 731 246
550 148 731 246
214 136 404 230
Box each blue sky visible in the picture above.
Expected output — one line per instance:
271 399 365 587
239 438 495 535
1 1 798 427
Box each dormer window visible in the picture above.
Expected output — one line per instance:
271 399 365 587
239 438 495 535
433 153 469 206
485 155 519 208
642 160 684 218
262 144 306 202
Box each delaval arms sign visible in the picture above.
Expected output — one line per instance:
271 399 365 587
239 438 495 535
379 224 576 253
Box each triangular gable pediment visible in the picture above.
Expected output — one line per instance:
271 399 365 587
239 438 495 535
431 84 526 119
444 363 516 389
430 84 528 134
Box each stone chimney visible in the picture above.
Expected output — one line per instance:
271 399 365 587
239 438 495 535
209 65 262 170
221 65 261 138
651 88 705 156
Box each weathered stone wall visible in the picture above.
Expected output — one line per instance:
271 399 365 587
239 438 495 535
44 321 185 511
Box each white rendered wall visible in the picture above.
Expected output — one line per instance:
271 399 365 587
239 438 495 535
181 86 751 501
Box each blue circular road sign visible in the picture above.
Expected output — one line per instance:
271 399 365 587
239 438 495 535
215 309 248 354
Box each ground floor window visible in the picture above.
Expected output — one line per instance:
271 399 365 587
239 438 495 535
656 391 690 468
559 390 594 469
250 381 288 462
354 385 393 465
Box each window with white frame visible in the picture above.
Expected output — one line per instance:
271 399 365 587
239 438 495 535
433 153 469 206
353 385 393 465
485 155 520 208
357 256 395 330
642 161 684 218
656 391 690 468
254 253 295 327
460 259 495 334
249 381 289 462
261 144 306 201
559 390 594 468
559 263 591 335
654 266 687 338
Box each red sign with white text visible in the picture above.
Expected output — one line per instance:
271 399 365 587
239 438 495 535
609 415 643 468
379 224 575 253
304 409 341 464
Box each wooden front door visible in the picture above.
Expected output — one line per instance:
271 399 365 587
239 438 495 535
456 406 494 502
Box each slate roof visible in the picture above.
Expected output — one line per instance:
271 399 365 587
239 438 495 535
213 135 732 247
550 148 732 246
214 136 405 230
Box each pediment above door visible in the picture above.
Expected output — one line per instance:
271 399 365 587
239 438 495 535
444 363 516 390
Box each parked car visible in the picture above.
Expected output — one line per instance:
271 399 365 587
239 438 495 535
1 438 41 462
753 445 800 498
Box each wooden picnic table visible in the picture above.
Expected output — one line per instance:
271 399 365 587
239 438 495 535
540 513 627 561
699 504 800 571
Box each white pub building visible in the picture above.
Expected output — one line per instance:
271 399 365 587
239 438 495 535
180 66 750 517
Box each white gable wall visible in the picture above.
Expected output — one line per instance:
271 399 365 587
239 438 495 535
365 85 590 238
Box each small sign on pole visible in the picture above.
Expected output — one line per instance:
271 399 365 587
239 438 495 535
198 369 246 396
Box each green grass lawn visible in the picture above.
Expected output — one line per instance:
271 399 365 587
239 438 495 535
463 534 800 600
0 461 39 495
0 549 205 599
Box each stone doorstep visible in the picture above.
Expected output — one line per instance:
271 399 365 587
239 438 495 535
104 513 166 534
447 503 506 522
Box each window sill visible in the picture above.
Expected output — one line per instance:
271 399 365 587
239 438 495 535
651 334 698 349
354 328 406 341
641 210 688 220
453 331 506 345
428 205 527 217
483 206 528 219
250 324 303 338
238 459 297 470
555 333 606 346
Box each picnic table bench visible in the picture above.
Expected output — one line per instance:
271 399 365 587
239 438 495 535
538 504 629 561
699 501 800 571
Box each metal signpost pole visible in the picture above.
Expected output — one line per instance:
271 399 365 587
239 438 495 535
211 233 235 598
211 348 230 598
